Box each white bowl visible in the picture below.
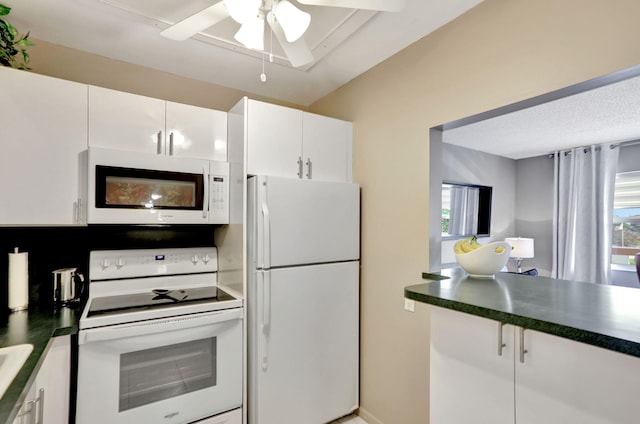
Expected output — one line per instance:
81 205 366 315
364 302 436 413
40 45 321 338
455 241 511 278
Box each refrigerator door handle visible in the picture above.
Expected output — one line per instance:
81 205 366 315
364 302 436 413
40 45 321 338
261 203 271 269
259 270 271 370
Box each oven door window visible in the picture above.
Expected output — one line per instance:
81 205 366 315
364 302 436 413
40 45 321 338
96 165 204 210
119 337 217 411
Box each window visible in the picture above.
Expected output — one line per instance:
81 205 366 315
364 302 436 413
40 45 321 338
612 171 640 266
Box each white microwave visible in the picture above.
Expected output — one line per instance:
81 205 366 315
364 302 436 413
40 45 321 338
83 148 229 225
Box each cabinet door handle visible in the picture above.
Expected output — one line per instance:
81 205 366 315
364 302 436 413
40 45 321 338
35 388 44 424
16 401 34 424
519 327 528 363
297 156 303 179
156 130 163 155
169 132 174 156
305 157 312 179
497 322 507 356
16 389 42 424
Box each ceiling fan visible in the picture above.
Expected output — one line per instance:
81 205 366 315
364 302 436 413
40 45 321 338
160 0 405 68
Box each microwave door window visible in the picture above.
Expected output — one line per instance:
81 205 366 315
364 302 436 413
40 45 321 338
96 166 204 210
106 176 196 208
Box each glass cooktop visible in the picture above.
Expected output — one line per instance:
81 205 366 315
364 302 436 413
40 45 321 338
87 286 236 317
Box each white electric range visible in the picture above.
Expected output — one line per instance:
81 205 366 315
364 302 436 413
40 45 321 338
76 247 243 424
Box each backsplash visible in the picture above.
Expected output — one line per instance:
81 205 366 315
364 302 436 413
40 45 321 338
0 225 217 314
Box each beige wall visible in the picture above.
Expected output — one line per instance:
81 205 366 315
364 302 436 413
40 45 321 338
26 39 301 111
309 0 640 423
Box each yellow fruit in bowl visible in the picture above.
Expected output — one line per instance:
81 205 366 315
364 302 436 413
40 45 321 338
495 246 505 253
453 235 482 254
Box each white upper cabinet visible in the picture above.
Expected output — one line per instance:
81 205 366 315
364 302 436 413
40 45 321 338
88 86 227 161
302 112 352 182
246 99 303 177
0 67 87 225
244 99 352 182
165 101 227 160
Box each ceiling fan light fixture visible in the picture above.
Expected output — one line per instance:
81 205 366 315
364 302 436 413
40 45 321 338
234 14 265 50
273 0 310 43
224 0 262 24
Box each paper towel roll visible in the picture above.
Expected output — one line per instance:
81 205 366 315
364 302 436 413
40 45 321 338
8 248 28 311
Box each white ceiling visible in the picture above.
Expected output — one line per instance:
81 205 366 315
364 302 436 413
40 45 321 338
3 0 484 106
443 71 640 160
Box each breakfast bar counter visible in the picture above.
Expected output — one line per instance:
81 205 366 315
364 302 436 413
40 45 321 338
405 267 640 357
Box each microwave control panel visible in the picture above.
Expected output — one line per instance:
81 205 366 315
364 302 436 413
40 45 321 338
209 160 230 224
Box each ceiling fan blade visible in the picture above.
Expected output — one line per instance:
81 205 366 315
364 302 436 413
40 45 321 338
160 1 229 41
267 12 314 68
297 0 405 12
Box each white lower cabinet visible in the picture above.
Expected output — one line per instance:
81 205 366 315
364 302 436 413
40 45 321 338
515 328 640 424
430 306 640 424
431 306 514 424
12 336 70 424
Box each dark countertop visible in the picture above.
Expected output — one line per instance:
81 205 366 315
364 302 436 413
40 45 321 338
405 268 640 358
0 305 80 424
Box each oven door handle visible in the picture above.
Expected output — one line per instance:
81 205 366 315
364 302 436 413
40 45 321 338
78 308 243 345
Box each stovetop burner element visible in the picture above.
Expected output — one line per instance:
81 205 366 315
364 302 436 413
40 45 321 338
151 289 188 302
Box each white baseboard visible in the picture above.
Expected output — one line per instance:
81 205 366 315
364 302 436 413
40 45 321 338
357 407 385 424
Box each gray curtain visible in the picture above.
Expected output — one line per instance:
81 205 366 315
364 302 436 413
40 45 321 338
552 144 619 283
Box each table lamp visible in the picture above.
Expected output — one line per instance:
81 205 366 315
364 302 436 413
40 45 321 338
505 237 534 273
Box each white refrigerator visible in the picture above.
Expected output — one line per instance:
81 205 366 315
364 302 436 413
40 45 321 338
247 175 360 424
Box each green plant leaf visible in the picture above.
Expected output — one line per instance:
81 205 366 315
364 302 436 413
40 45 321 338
16 38 34 47
6 20 17 39
0 4 34 69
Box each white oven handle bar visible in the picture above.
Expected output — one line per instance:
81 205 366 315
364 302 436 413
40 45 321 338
78 308 242 345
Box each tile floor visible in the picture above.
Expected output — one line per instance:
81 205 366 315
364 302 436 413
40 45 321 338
330 414 367 424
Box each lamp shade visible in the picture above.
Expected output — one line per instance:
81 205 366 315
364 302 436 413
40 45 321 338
505 237 534 259
273 0 311 42
225 0 261 24
234 14 265 50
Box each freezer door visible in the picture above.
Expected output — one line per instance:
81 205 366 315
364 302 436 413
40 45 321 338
253 176 360 268
249 262 359 424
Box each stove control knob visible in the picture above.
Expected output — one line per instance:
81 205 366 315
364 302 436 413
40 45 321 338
202 254 211 264
191 254 200 265
115 258 126 269
101 258 111 270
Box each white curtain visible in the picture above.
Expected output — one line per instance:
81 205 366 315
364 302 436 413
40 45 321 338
448 186 479 236
552 144 619 283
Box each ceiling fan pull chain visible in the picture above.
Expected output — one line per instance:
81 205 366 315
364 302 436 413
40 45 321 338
260 52 267 82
